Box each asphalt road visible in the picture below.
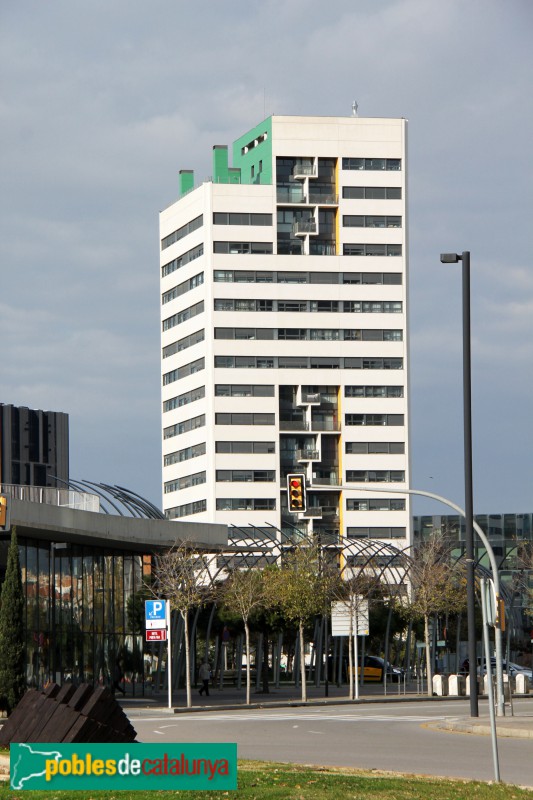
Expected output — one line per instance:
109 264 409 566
130 699 533 787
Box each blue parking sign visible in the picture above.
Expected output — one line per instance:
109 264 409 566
145 599 167 621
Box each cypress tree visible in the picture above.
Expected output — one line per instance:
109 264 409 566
0 528 26 712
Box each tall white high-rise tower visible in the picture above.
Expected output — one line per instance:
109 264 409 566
160 114 410 547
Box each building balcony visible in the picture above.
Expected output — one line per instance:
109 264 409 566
309 192 338 205
280 420 310 431
300 391 321 405
276 189 308 204
303 506 323 518
310 420 340 432
292 164 317 178
296 449 320 462
311 473 339 486
292 220 317 236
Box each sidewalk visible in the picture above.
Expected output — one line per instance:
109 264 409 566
118 682 533 739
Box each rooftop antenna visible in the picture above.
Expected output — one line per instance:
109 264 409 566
352 100 358 117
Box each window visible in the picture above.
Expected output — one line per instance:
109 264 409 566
342 186 402 200
162 329 204 358
162 301 204 332
343 301 403 313
216 470 275 482
163 385 205 413
342 158 402 171
164 471 206 493
164 442 206 466
345 414 404 426
214 299 274 312
345 386 404 398
347 527 406 539
345 441 405 454
214 356 275 369
216 498 276 511
344 357 403 370
215 441 275 454
161 215 203 251
345 470 405 483
215 413 275 426
162 272 204 304
343 244 402 257
213 241 273 254
213 212 272 226
163 357 205 386
347 498 406 511
166 499 206 519
343 215 402 228
215 384 274 397
163 414 205 439
161 243 204 278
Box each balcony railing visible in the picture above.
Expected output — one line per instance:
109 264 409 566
311 473 339 485
280 420 310 431
308 192 338 204
310 420 340 432
300 392 321 404
292 164 317 178
0 483 100 512
296 449 320 462
303 506 323 518
292 220 317 236
276 189 308 204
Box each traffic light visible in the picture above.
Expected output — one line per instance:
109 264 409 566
0 495 10 532
287 473 307 513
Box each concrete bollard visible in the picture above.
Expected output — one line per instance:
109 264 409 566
515 673 530 694
432 674 448 696
465 675 480 696
448 674 465 696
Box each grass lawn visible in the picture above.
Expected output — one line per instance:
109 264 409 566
0 760 531 799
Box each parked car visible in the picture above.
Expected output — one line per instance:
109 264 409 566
477 658 533 680
348 655 404 683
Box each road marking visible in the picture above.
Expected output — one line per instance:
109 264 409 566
137 712 445 724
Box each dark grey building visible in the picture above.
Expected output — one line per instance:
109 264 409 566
0 404 69 487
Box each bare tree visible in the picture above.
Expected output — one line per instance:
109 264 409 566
219 568 266 705
266 543 334 703
150 541 214 708
405 534 465 694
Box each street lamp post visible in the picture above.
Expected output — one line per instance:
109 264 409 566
440 250 478 717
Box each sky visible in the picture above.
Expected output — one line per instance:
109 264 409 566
1 0 532 516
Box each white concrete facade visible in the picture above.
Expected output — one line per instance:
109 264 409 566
159 114 411 548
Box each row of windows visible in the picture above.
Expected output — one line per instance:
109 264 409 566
161 214 203 251
214 241 273 254
346 470 405 482
162 329 204 359
345 385 404 398
346 498 406 511
215 384 275 397
345 414 404 426
216 441 275 454
214 356 403 370
342 158 401 171
347 527 406 539
164 471 206 493
343 215 401 228
161 243 204 278
345 441 405 454
163 357 204 386
343 244 402 257
213 297 402 313
163 385 205 413
162 272 204 305
162 300 204 333
213 213 272 226
214 327 403 342
342 186 402 199
216 498 276 511
216 470 275 482
166 499 207 519
215 413 275 426
163 413 205 440
163 441 206 466
213 270 402 285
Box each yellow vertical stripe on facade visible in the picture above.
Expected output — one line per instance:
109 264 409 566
335 158 340 254
338 384 343 543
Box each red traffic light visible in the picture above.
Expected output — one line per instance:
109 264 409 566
287 473 307 513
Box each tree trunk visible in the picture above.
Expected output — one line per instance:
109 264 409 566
261 631 270 693
424 614 433 697
299 620 307 702
183 611 192 708
348 631 354 700
245 620 251 706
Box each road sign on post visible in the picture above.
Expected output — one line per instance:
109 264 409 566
145 599 167 630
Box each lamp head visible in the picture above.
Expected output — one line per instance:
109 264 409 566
440 253 461 263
